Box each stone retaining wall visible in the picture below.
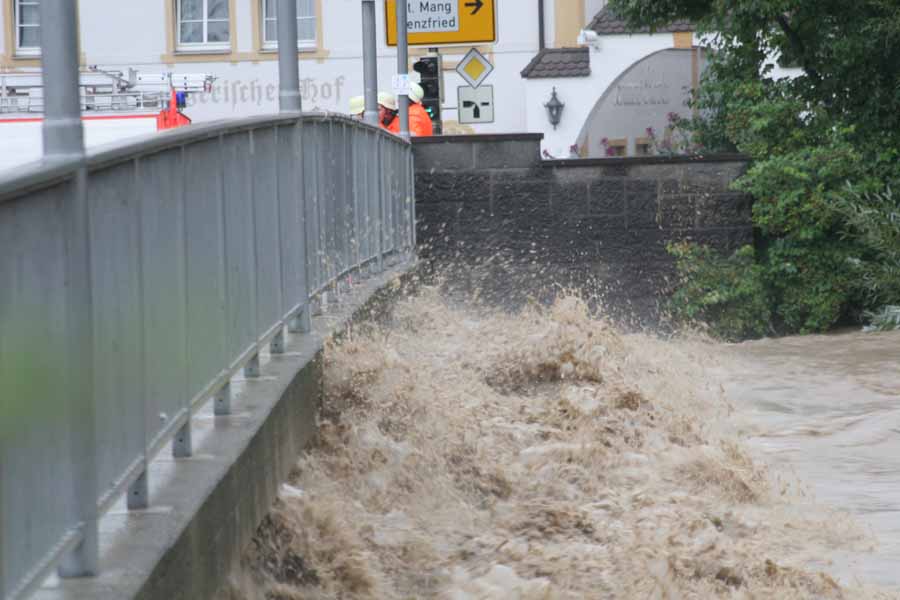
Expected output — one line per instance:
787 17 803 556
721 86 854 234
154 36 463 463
413 134 753 324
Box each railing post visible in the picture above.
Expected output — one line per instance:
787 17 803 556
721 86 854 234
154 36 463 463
277 0 302 112
41 0 99 579
290 117 313 334
377 135 385 271
409 150 417 254
172 419 193 458
129 158 150 511
214 382 233 416
396 0 410 140
58 165 100 579
361 0 379 126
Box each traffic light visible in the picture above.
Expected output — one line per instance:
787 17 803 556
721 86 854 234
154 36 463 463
413 55 442 134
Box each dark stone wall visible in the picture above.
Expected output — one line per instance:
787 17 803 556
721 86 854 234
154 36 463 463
413 135 752 326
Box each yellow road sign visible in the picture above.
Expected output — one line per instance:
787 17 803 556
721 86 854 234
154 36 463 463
385 0 497 47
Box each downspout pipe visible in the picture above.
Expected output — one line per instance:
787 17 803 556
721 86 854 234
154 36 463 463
538 0 546 50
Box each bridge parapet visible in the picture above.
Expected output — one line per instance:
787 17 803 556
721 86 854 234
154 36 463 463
413 134 751 323
0 114 414 600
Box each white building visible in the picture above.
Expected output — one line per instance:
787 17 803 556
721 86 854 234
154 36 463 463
0 0 718 164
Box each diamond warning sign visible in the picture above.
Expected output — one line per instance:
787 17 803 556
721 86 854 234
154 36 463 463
456 47 494 88
385 0 497 47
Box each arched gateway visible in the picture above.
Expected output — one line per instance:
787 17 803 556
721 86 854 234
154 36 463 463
575 48 707 158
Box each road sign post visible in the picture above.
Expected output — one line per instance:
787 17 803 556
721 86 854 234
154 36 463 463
396 0 410 139
385 0 497 47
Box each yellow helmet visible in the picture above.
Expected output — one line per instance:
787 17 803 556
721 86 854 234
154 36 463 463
348 95 365 115
408 82 425 104
377 91 398 111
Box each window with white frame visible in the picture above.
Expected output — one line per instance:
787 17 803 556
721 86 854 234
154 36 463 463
177 0 230 51
14 0 41 56
262 0 317 50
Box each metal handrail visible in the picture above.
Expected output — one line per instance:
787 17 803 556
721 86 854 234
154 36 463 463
0 112 415 600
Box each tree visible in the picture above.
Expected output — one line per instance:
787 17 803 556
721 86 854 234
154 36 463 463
607 0 900 335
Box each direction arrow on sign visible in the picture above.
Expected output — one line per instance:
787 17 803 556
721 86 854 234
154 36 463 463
464 0 484 15
385 0 497 47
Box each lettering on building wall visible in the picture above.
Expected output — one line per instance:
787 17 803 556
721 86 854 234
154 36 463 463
188 76 345 111
407 1 459 32
614 80 671 107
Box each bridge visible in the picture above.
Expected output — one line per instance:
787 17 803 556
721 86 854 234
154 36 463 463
1 3 415 599
0 4 757 600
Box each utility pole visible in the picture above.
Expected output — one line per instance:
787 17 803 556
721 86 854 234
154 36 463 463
277 0 302 112
41 0 84 157
361 0 379 126
40 0 99 581
396 0 410 139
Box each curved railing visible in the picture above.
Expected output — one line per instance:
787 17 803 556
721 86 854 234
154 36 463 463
0 113 414 600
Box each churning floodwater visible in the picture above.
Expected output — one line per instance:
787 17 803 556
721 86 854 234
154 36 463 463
722 331 900 590
226 285 900 599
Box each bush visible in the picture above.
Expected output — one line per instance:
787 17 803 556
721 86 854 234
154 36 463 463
863 306 900 332
841 187 900 305
668 243 771 341
606 0 900 339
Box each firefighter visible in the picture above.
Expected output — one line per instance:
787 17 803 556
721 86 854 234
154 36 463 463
378 92 400 134
407 82 434 137
348 95 364 119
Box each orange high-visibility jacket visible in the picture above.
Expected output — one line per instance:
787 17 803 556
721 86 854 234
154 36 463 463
382 114 400 134
409 102 434 137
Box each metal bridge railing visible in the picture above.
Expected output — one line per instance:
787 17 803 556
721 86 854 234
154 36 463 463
0 112 415 600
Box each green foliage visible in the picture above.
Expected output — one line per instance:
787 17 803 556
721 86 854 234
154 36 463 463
762 238 866 333
863 306 900 332
668 243 771 341
841 187 900 305
609 0 900 149
609 0 900 338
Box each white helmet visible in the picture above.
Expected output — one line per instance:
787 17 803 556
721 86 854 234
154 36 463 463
348 95 365 115
408 82 425 104
377 91 398 111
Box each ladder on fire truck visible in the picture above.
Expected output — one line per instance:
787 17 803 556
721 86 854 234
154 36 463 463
0 67 215 126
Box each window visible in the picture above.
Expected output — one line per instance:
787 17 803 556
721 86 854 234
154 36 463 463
262 0 317 50
15 0 40 56
635 137 654 157
177 0 230 51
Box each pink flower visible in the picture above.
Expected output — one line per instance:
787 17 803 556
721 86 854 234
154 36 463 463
606 147 617 157
600 137 609 146
646 127 655 137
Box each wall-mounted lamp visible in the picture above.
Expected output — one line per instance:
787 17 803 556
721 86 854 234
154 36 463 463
544 87 565 129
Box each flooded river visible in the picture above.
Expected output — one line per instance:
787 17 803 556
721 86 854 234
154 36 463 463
723 331 900 589
229 288 900 599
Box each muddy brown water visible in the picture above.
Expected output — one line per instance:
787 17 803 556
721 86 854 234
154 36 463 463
722 330 900 589
232 292 900 599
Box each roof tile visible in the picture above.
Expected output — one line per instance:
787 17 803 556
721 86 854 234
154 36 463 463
520 47 591 79
588 7 693 35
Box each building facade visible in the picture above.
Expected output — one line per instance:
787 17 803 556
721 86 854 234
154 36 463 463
1 1 782 162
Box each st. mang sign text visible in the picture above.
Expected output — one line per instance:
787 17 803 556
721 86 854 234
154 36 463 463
385 0 497 46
